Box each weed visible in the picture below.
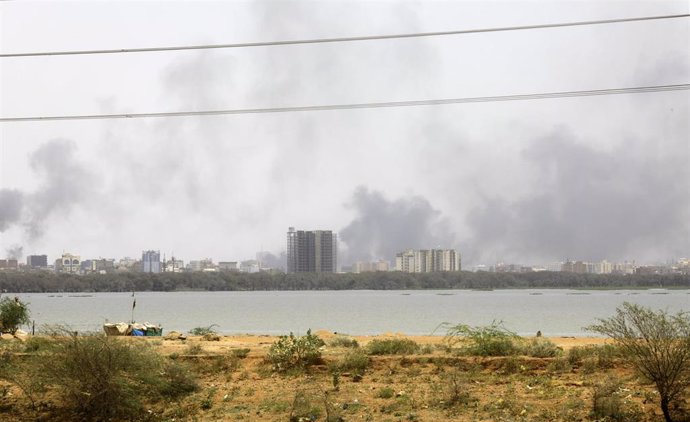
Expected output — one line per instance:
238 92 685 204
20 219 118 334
377 387 395 399
200 387 217 410
184 343 205 355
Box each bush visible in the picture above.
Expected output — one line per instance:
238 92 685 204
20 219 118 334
189 324 219 336
377 387 395 399
231 348 251 359
521 338 561 358
330 349 369 376
0 297 30 335
592 377 643 422
567 344 618 369
329 335 359 348
267 329 324 372
38 332 197 420
366 338 420 355
444 321 519 356
588 303 690 422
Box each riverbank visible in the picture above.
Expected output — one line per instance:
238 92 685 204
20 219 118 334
4 332 674 422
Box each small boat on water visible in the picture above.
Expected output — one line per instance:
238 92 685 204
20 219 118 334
103 322 163 337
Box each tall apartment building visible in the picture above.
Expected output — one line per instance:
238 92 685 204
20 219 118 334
286 227 338 273
142 250 161 273
26 255 48 268
395 249 461 273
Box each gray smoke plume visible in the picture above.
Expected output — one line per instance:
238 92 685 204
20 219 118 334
257 251 286 271
466 128 690 264
0 189 24 232
24 138 96 240
5 245 23 260
339 187 455 265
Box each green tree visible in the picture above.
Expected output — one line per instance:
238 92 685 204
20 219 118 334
588 302 690 422
0 296 30 334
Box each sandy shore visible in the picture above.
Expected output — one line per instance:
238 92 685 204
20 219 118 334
154 330 611 355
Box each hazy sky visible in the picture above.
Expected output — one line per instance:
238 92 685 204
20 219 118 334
1 0 688 267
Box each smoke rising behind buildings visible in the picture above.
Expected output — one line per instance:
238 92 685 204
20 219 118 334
1 1 688 265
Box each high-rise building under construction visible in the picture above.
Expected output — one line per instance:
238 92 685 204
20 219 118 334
286 227 338 273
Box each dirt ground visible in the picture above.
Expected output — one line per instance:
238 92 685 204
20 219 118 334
0 332 685 422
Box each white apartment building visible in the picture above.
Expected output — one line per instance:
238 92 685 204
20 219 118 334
395 249 461 273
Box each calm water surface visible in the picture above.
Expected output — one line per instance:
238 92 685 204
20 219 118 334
16 289 689 336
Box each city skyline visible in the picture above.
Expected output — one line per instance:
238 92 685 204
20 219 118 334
1 1 688 268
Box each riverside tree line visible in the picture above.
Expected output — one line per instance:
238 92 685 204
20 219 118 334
0 271 688 293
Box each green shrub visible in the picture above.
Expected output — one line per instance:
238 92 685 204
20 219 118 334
547 357 571 373
159 361 199 398
38 333 197 420
366 338 420 355
568 344 619 369
592 377 642 421
330 349 370 376
189 324 219 336
444 321 519 356
377 387 395 399
329 335 359 348
185 343 205 355
231 348 251 359
267 329 324 372
521 338 561 357
0 297 30 335
22 336 56 353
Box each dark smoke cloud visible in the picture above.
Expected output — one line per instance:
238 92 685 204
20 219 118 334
339 187 455 265
0 139 96 244
0 189 24 232
257 251 286 271
25 139 96 240
466 128 690 264
5 245 23 260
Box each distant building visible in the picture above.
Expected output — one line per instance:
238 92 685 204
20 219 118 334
26 255 48 268
395 249 461 273
354 260 390 273
286 227 338 273
55 253 80 274
0 259 19 270
142 250 161 273
163 257 184 273
81 258 115 274
187 258 216 272
218 261 239 272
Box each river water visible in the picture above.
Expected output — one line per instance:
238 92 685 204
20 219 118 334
14 289 689 336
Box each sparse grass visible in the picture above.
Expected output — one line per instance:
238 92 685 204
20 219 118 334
366 338 420 355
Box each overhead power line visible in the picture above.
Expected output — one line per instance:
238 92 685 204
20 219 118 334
1 84 687 123
1 14 688 58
